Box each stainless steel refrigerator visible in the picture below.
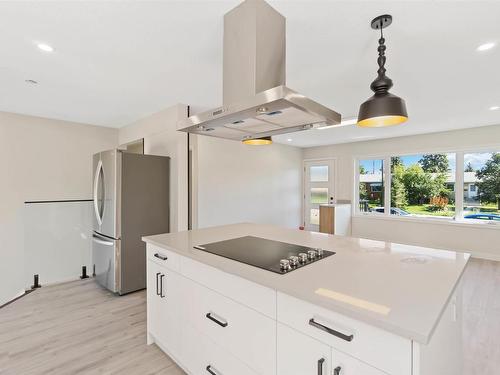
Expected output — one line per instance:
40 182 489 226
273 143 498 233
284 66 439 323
92 149 169 294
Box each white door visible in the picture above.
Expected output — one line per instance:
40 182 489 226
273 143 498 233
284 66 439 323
277 323 331 375
304 159 335 231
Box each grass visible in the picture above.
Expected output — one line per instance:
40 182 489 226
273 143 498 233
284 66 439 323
404 204 499 216
405 204 455 217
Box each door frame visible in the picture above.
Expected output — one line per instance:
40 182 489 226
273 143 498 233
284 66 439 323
302 158 337 230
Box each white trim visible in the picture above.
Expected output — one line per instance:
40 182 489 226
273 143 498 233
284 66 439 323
384 156 391 217
352 145 500 160
353 212 500 230
353 158 359 216
455 152 464 220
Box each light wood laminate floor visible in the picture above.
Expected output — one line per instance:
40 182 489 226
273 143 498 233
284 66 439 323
0 258 499 375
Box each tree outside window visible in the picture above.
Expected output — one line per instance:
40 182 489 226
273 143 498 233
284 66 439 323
470 153 500 212
389 154 455 217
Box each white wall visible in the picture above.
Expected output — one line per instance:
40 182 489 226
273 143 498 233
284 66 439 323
303 125 500 260
194 136 303 229
119 104 303 232
0 111 117 306
119 104 189 232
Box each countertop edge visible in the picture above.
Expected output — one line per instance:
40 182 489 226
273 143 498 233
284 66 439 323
142 232 468 344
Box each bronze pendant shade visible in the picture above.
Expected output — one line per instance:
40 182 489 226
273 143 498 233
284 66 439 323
358 15 408 127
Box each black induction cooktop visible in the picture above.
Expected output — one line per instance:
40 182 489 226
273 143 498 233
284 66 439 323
193 236 334 274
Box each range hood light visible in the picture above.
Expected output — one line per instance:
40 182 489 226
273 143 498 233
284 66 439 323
197 125 214 132
242 136 273 145
357 15 408 128
266 110 282 116
256 106 269 114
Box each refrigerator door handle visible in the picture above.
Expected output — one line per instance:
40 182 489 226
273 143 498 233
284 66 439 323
93 159 104 226
92 233 114 246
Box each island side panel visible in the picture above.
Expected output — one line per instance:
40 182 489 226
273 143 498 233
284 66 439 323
413 281 463 375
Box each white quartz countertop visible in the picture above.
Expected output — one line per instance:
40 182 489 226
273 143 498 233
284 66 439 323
143 223 470 344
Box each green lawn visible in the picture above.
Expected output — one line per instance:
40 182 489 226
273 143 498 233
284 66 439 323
404 203 499 216
405 205 455 217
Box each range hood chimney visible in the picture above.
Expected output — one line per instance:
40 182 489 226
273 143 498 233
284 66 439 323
178 0 341 142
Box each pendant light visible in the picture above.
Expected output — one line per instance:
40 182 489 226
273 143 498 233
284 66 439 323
242 136 273 145
358 15 408 127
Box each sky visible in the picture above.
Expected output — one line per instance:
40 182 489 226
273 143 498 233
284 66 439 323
360 152 495 174
464 152 494 170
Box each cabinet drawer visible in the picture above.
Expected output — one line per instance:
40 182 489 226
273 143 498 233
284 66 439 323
277 292 411 375
147 244 180 272
181 256 276 319
332 349 387 375
186 278 276 375
277 323 331 375
181 324 258 375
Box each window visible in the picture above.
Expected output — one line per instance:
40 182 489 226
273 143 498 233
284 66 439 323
356 151 500 224
310 165 329 182
463 152 500 221
311 188 329 204
390 153 455 218
358 159 384 213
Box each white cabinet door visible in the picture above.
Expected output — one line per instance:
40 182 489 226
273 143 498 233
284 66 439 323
181 324 258 375
331 348 387 375
147 260 163 342
147 260 182 359
277 323 331 375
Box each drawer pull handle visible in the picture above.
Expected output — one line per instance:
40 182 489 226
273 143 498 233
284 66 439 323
334 366 342 375
156 272 161 296
154 253 168 261
206 312 228 328
309 318 354 342
317 358 325 375
160 274 165 298
206 365 221 375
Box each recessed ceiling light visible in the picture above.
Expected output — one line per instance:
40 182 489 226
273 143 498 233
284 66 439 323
317 117 357 130
477 42 496 52
287 138 292 142
490 106 500 111
37 43 54 52
25 79 38 85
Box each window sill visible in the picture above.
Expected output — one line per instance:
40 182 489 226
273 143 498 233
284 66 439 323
353 213 500 230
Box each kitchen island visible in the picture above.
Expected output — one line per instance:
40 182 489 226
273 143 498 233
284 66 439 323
143 223 469 375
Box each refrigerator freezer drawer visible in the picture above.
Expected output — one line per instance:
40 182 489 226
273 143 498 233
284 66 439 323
92 232 120 293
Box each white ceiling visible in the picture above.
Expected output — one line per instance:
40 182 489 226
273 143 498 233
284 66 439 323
0 1 499 147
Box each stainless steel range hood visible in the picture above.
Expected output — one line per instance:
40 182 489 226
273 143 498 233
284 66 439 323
178 0 341 142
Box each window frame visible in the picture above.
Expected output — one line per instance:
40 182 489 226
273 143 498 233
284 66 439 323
355 157 390 216
353 148 500 228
